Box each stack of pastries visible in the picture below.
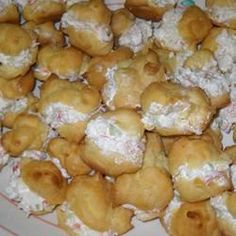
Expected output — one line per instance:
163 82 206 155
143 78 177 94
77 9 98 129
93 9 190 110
1 0 236 235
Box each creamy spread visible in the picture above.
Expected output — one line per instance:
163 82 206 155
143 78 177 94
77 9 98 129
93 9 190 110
43 102 94 128
149 0 177 7
22 150 49 160
210 194 236 226
118 18 152 53
0 97 28 119
34 65 51 78
174 161 231 187
61 203 116 236
163 193 182 230
153 8 187 51
208 6 236 26
215 29 236 73
85 116 145 166
0 140 9 168
141 100 203 134
61 12 113 42
0 42 37 67
51 157 71 179
102 66 118 109
123 204 160 221
0 0 12 12
5 160 53 215
172 61 229 98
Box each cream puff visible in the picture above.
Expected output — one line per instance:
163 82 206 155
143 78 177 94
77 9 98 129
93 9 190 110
0 0 19 24
5 158 67 216
0 23 38 79
34 45 87 81
124 0 177 21
17 0 66 24
81 108 146 177
59 174 133 235
38 77 101 143
161 193 221 236
171 49 230 109
153 6 212 51
168 137 232 202
111 8 153 53
101 51 165 110
61 0 113 56
86 47 133 90
210 191 236 236
141 81 214 136
206 0 236 29
47 137 91 177
1 114 50 156
23 21 65 47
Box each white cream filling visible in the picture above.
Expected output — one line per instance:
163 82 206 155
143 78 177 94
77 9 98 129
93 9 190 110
0 140 9 167
51 157 71 179
34 65 51 78
231 165 236 192
123 204 160 221
0 97 28 119
61 12 113 42
215 29 236 73
5 160 53 215
163 193 182 230
209 6 236 25
21 150 49 161
43 102 94 128
0 0 12 12
149 0 177 7
141 101 203 134
118 18 152 53
0 42 37 67
85 116 145 166
172 62 229 98
174 161 231 187
61 203 116 236
102 66 118 109
153 8 187 51
210 194 236 227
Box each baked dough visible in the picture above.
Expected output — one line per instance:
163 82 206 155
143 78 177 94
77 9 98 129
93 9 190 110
0 1 19 24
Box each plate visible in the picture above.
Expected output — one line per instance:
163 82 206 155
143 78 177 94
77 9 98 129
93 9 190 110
0 0 232 235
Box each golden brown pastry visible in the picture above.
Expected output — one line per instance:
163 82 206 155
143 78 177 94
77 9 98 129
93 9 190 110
168 137 232 202
111 8 153 53
5 159 67 215
210 191 236 236
0 70 35 99
47 137 91 177
81 108 146 177
153 6 212 51
34 45 88 81
23 21 65 47
124 0 177 21
0 1 19 24
161 194 221 236
101 50 166 110
86 47 133 90
61 0 113 56
2 114 49 156
38 77 101 143
17 0 66 24
206 0 236 29
0 23 38 79
141 81 214 136
171 49 230 109
57 174 133 235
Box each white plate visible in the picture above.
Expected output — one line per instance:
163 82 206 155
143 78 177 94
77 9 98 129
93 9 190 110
0 0 231 235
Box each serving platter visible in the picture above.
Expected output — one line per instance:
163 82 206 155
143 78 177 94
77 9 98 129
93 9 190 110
0 0 233 235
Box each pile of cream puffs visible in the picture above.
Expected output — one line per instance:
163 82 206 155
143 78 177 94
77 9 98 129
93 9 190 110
1 0 236 235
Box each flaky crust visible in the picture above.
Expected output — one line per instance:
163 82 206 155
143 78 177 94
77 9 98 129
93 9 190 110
0 23 38 79
168 137 231 202
62 0 113 56
124 0 176 21
23 1 66 24
21 159 67 205
0 3 19 24
66 175 133 234
141 81 214 136
2 114 49 156
47 138 91 177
